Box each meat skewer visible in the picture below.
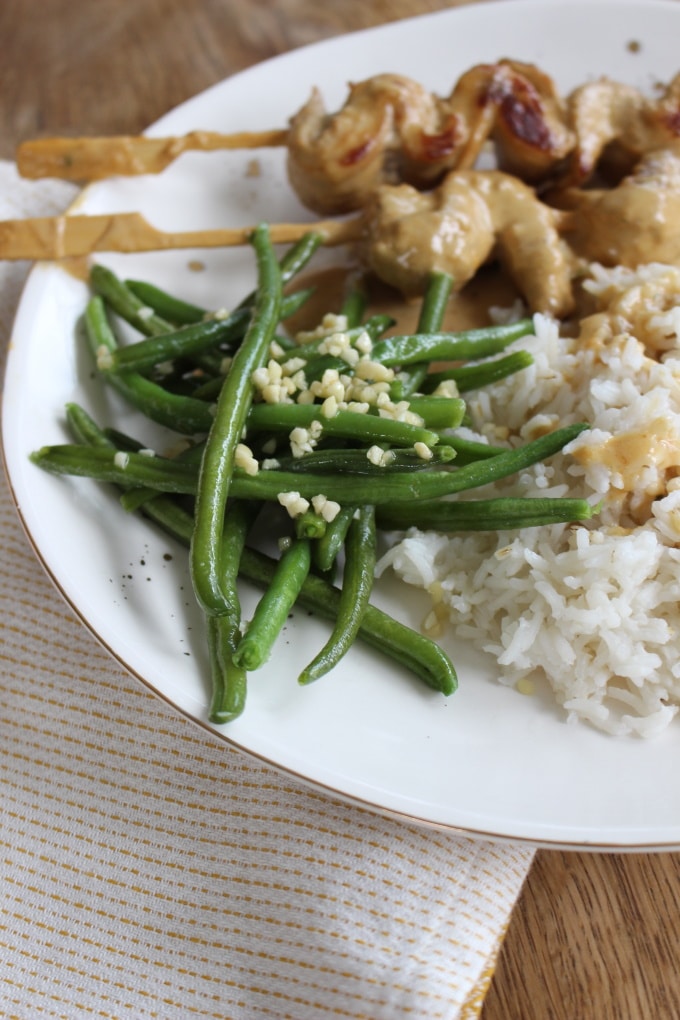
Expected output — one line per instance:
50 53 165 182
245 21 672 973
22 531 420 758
20 61 680 217
0 164 574 316
4 141 680 319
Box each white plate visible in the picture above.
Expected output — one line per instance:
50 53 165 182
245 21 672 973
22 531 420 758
4 0 680 850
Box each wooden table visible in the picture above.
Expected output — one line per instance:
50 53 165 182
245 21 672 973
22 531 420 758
2 1 680 1016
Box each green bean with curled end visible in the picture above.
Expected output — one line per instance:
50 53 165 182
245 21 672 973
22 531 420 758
233 538 312 670
299 504 376 686
191 223 282 618
312 504 357 574
83 295 215 434
206 499 254 723
370 318 534 366
295 510 327 540
376 496 598 532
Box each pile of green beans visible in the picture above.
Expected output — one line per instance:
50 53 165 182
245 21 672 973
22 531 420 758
30 226 597 723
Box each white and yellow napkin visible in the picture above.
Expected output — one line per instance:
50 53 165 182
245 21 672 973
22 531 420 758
0 161 534 1020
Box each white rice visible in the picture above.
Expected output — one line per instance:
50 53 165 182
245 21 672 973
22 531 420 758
376 262 680 737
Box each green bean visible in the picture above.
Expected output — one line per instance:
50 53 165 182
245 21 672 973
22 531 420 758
312 504 357 574
207 616 247 723
299 504 376 685
370 318 534 366
418 272 455 333
190 223 282 617
273 446 456 474
376 496 598 532
65 402 115 448
423 350 534 394
30 444 198 494
247 404 440 449
236 231 324 310
392 272 454 399
190 375 226 401
402 395 465 430
125 279 207 325
107 316 248 373
340 286 368 328
295 510 328 540
233 539 311 670
83 296 215 434
107 289 313 375
62 406 245 724
33 423 588 507
90 264 174 336
207 499 255 723
239 547 457 696
122 494 457 698
434 434 508 464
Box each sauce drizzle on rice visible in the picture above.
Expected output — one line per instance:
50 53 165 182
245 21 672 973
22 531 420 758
377 262 680 738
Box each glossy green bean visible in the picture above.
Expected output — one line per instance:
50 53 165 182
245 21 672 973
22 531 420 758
33 422 588 507
376 496 598 532
107 289 313 375
312 504 357 574
370 318 534 366
83 296 215 434
423 350 534 394
90 264 174 336
240 547 457 696
121 496 457 698
190 223 282 617
206 499 255 722
403 395 466 430
233 539 311 670
247 404 440 449
299 504 376 685
274 446 456 474
125 279 207 325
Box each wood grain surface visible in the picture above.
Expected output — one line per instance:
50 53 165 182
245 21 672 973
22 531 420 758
2 2 680 1018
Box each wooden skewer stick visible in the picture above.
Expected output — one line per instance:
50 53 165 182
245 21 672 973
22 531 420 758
0 210 363 262
16 128 290 182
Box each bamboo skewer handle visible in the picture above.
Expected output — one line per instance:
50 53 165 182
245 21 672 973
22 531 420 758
16 129 290 181
0 211 363 261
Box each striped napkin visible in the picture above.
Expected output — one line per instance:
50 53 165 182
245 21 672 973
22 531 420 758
0 160 534 1020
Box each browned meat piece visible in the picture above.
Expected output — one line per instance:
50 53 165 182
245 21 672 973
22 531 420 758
359 169 574 315
554 143 680 268
564 73 680 184
286 62 575 215
481 60 575 182
286 74 470 216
